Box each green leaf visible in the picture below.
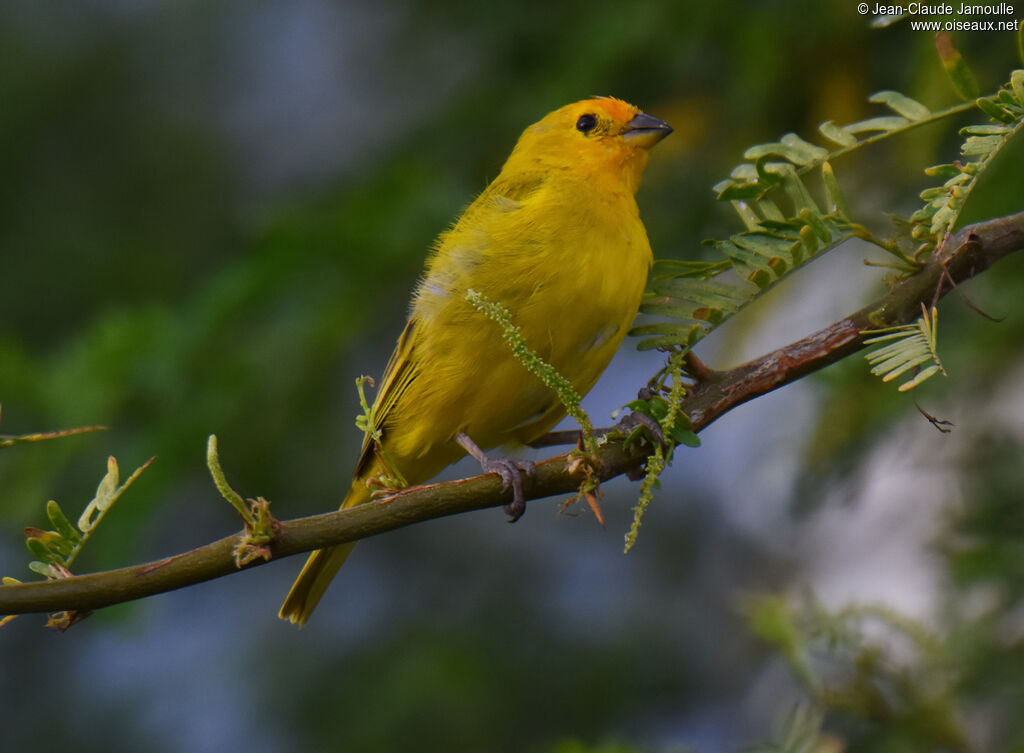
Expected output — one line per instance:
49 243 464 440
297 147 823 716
78 456 119 533
997 88 1023 109
869 90 931 121
798 209 832 243
821 162 851 221
788 239 805 267
728 163 759 182
729 198 766 231
640 301 723 324
720 241 781 280
629 322 702 338
863 306 946 391
46 501 81 544
26 537 58 564
649 259 731 280
634 332 701 351
732 232 793 264
924 163 961 179
669 428 701 447
959 124 1009 136
773 163 820 213
843 115 912 134
936 32 980 100
942 172 971 189
648 277 753 308
1012 69 1024 106
818 120 857 147
910 205 939 223
962 135 1004 156
69 455 153 569
743 134 828 166
28 561 59 579
716 181 765 200
898 364 944 392
751 197 788 223
976 97 1014 123
747 268 773 289
799 225 819 255
781 133 829 162
873 352 933 381
753 156 786 187
911 77 1024 249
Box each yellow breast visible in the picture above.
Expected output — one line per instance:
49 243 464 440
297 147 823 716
383 171 651 475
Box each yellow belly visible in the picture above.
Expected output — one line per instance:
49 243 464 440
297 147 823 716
378 186 652 484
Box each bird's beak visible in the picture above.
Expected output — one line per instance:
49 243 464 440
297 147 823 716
623 112 673 149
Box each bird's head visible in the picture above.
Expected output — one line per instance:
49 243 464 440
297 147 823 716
504 97 672 194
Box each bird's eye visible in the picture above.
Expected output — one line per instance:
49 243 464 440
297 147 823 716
575 114 597 133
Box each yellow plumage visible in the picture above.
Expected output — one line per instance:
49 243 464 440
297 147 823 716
280 97 671 625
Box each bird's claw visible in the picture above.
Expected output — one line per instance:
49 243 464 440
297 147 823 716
481 457 535 522
455 432 535 522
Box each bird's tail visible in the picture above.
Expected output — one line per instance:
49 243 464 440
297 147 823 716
278 482 372 626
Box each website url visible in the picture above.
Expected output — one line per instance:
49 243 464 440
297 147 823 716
909 18 1021 28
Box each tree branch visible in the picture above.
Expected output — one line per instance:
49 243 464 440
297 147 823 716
3 211 1023 617
685 211 1024 429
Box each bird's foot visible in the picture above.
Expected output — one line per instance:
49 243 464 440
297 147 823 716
456 432 535 522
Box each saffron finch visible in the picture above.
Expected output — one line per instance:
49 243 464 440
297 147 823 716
280 97 671 625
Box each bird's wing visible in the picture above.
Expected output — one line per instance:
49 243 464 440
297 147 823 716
352 171 547 480
353 317 420 479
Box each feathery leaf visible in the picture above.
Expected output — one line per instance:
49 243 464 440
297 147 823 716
863 306 946 392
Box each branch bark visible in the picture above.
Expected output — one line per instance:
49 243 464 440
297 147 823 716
3 211 1023 617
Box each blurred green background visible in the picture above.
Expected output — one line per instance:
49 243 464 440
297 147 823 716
2 2 1023 751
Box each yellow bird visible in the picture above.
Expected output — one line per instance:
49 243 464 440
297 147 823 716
280 97 671 625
